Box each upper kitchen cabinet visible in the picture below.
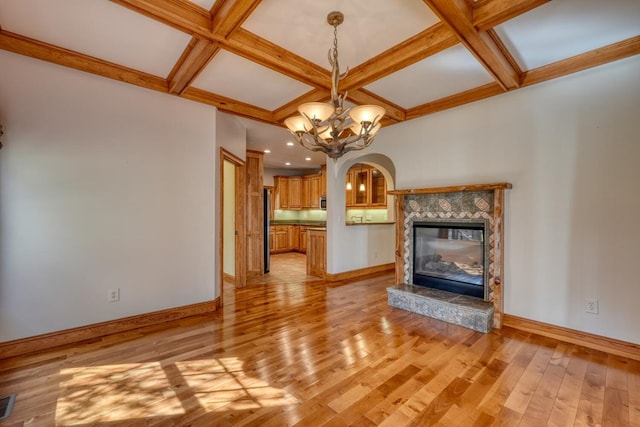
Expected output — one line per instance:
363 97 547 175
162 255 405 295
345 164 387 208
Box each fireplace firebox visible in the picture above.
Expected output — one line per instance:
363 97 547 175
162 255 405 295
412 221 488 299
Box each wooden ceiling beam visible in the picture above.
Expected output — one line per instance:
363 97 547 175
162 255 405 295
225 28 331 89
347 89 406 123
182 87 274 123
473 0 551 31
406 82 504 120
342 23 458 91
0 29 168 93
424 0 520 90
166 1 261 95
211 0 262 38
168 37 220 94
110 0 213 39
521 36 640 87
272 89 330 123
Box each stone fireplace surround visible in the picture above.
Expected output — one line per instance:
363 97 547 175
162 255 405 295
387 183 511 332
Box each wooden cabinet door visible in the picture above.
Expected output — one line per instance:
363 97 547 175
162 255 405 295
275 176 289 209
320 165 327 196
288 225 300 249
274 227 288 251
370 168 387 206
354 168 369 206
299 226 307 253
289 177 301 209
306 230 326 277
346 170 355 207
301 177 311 208
309 176 320 208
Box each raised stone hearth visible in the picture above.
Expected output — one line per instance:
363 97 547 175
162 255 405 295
388 284 494 333
388 183 511 332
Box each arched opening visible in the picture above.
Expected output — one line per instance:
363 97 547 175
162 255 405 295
338 153 396 225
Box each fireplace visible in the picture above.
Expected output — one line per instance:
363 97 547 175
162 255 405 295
387 183 511 330
412 221 488 299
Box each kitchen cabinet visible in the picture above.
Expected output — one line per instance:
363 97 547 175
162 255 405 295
345 164 387 208
299 226 307 253
288 177 302 209
309 175 320 208
273 169 326 211
270 225 289 253
274 176 289 209
301 177 311 208
288 224 300 249
306 229 326 277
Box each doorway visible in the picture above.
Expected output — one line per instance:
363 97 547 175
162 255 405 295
219 148 245 306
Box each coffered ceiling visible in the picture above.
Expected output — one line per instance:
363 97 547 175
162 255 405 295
0 0 638 168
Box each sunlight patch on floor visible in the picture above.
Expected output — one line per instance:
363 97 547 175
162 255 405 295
175 358 299 411
54 357 298 425
56 362 184 425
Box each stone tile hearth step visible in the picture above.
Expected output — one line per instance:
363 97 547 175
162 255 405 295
387 284 494 333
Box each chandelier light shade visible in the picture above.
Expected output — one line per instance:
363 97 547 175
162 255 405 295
284 11 386 160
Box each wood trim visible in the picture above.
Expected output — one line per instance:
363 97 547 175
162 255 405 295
492 188 505 328
341 23 458 91
406 82 504 120
111 0 214 40
388 182 513 195
473 0 551 31
424 0 520 90
0 299 220 360
347 89 406 123
503 314 640 362
324 263 394 282
168 37 220 95
394 195 405 285
223 273 236 284
521 36 640 88
211 0 263 38
0 30 168 93
181 87 274 123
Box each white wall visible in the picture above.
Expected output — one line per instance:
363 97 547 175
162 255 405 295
325 155 396 274
0 51 217 341
364 56 640 344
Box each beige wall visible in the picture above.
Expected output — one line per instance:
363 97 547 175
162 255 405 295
223 160 235 276
0 51 217 341
331 56 640 344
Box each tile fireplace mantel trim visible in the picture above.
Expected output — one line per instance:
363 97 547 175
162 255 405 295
391 182 512 328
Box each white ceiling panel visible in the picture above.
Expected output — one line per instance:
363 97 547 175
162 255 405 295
242 0 440 70
188 0 217 10
364 45 495 109
192 51 313 110
234 117 327 169
495 0 640 71
0 0 191 77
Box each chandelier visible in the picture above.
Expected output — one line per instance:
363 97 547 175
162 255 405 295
284 11 386 160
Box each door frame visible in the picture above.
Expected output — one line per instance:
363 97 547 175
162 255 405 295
219 148 246 306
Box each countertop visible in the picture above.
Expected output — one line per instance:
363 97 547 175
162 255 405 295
270 220 326 226
345 221 395 226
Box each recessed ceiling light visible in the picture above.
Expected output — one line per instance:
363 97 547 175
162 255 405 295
305 157 311 161
286 142 294 146
264 149 271 153
285 162 291 166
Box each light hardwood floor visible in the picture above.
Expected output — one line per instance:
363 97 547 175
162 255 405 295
1 253 638 426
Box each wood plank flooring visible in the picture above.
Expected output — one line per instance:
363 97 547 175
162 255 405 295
1 252 639 426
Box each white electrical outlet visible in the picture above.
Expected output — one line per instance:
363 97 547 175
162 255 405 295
108 288 120 303
585 299 598 314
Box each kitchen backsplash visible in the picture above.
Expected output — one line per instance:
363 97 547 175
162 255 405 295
274 209 327 221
